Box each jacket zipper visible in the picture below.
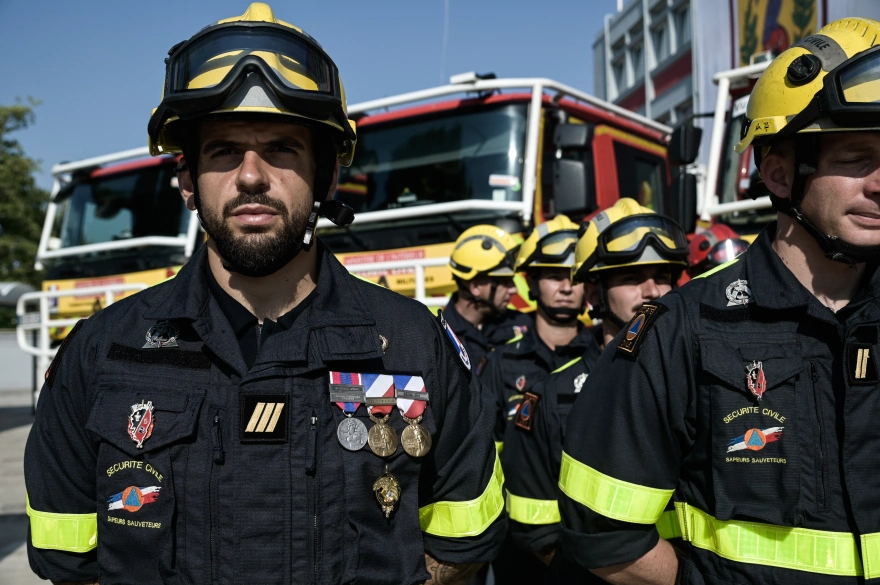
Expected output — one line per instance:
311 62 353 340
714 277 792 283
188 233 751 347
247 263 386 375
209 411 225 583
307 412 318 585
810 363 827 509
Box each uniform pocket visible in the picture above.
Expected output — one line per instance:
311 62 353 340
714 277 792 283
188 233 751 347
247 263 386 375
86 377 206 584
701 338 802 526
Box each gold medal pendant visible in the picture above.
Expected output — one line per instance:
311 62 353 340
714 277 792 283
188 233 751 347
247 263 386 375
373 464 400 518
368 413 398 457
400 415 432 457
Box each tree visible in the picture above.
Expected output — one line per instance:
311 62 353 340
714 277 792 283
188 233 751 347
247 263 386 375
0 99 49 327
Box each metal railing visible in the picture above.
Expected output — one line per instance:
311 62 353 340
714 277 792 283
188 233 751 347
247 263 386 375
17 284 148 400
345 257 451 308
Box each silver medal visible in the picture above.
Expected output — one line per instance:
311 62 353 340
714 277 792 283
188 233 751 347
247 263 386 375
337 417 368 451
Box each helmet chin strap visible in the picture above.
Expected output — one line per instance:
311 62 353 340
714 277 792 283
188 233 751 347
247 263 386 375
460 279 504 316
528 282 583 324
769 137 880 267
591 279 627 329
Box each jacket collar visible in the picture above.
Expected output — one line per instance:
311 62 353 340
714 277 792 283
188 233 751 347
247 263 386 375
144 241 384 374
741 223 880 321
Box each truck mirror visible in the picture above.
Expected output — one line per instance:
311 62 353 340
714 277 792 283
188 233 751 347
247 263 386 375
554 124 590 149
553 159 588 215
670 168 697 234
552 124 594 216
668 122 702 166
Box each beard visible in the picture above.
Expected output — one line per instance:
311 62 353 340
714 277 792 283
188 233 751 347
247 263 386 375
197 190 312 277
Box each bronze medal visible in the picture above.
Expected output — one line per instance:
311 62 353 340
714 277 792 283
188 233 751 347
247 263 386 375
400 415 432 457
368 413 398 457
373 464 400 518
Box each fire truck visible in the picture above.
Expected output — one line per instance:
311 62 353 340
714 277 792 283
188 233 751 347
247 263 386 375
17 73 697 399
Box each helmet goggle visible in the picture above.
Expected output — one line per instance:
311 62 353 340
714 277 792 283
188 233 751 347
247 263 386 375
451 235 519 276
594 214 688 267
751 44 880 143
521 230 578 267
148 22 352 143
707 238 749 267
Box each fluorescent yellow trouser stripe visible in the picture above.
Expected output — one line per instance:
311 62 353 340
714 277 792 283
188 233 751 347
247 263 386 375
675 502 876 577
26 494 97 553
656 509 682 540
551 357 581 374
506 491 560 525
558 452 672 524
420 450 505 537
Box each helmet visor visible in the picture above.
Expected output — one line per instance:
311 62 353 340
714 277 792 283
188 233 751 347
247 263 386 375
813 45 880 128
531 230 578 266
597 214 688 266
708 238 749 266
150 22 344 138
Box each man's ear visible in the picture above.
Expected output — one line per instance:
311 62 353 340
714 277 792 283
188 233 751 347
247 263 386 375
324 161 341 201
467 279 484 299
177 157 197 211
760 152 793 201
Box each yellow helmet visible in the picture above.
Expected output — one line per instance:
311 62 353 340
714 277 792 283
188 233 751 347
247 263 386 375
515 215 580 271
148 2 356 165
737 17 880 154
449 225 520 280
572 198 688 284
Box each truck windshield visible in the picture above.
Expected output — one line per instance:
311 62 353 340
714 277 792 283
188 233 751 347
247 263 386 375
54 163 189 249
335 103 528 212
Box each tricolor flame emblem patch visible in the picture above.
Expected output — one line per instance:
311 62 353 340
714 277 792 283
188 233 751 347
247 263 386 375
128 400 154 449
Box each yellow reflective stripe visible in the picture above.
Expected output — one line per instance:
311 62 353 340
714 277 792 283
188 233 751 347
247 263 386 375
861 533 880 579
676 502 865 577
419 450 505 537
26 494 97 553
505 491 560 525
558 452 672 524
494 441 504 455
693 258 739 280
656 509 681 540
551 357 581 375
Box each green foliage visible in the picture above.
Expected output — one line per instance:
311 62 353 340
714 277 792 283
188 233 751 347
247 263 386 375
792 0 815 43
740 1 759 65
0 99 49 327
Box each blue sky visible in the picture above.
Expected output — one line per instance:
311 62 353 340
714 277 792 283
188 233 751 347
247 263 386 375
0 0 618 190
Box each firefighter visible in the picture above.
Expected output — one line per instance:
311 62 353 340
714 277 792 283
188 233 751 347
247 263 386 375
480 215 595 443
444 225 531 373
500 199 688 581
558 18 880 584
23 4 504 585
480 214 594 584
687 223 749 278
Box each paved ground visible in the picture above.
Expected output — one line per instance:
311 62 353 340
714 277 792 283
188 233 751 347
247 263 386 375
0 388 44 584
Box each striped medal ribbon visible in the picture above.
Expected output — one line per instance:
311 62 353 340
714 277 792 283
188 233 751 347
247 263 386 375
394 375 432 457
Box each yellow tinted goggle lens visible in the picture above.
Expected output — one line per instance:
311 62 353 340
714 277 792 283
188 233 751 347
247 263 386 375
540 233 577 256
840 54 880 104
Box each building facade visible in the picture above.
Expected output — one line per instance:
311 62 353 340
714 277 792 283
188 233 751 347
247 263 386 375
593 0 693 126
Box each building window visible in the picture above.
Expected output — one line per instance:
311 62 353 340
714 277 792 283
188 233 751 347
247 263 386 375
675 6 691 47
631 43 644 81
613 58 627 93
675 99 693 122
653 23 669 64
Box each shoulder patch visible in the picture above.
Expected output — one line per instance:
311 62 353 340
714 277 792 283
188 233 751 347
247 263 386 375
437 310 471 371
515 391 540 432
45 319 86 389
617 303 668 358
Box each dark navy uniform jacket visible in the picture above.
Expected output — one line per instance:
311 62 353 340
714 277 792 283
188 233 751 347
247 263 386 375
481 321 596 442
441 294 531 374
24 242 505 585
559 226 880 584
502 333 602 556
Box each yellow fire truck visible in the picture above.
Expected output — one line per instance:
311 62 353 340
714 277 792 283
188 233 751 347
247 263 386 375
17 73 696 398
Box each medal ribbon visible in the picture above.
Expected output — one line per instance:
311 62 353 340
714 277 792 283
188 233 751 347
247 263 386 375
330 371 363 415
363 374 396 416
393 375 427 418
